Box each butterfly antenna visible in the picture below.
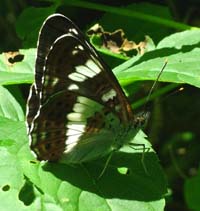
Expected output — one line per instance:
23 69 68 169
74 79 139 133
163 86 184 101
133 59 167 175
143 59 168 112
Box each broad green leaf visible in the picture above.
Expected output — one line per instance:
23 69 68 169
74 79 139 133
0 72 33 85
0 116 167 211
0 118 30 210
114 30 200 88
0 86 24 121
99 2 173 43
184 167 200 211
157 29 200 49
16 7 56 48
0 49 35 85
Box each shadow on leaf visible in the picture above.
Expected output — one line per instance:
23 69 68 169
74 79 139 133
42 151 167 201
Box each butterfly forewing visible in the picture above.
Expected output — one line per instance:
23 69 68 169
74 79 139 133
35 14 93 92
27 14 136 163
26 14 83 130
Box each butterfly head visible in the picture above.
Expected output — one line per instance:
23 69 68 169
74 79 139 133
133 111 150 129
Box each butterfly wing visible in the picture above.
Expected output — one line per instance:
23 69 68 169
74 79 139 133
27 14 136 163
27 14 88 130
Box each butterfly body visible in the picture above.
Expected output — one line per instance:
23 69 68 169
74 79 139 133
26 14 141 164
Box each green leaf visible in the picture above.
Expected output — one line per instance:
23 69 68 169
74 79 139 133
16 7 56 48
157 29 200 49
98 2 173 43
0 49 35 85
114 30 200 88
0 116 166 211
184 167 200 211
0 86 24 121
2 30 200 89
0 117 33 210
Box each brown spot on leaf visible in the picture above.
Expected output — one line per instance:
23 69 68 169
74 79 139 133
4 51 24 66
87 24 151 56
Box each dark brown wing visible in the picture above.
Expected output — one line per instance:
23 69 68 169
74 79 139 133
26 14 135 161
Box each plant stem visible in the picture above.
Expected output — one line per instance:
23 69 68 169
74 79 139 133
64 0 198 30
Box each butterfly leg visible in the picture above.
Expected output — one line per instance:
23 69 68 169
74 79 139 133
97 150 116 180
128 143 150 175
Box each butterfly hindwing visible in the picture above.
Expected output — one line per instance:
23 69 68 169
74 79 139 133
27 14 136 163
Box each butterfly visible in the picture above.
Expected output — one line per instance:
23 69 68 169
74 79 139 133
26 13 146 164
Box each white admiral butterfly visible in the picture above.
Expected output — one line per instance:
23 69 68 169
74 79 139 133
26 14 146 164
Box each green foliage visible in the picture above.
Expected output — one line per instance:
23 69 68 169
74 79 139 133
0 49 34 85
114 29 200 88
0 1 200 211
184 167 200 211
